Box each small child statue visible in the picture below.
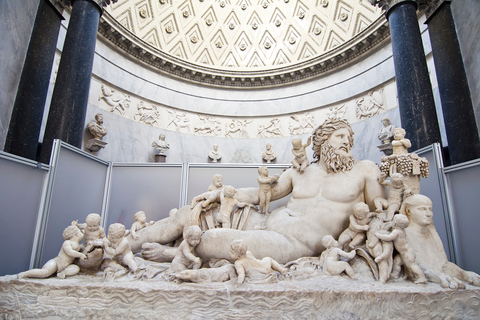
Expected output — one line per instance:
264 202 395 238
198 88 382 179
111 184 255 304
319 235 356 279
129 211 154 240
291 136 311 173
215 185 250 228
72 213 106 250
257 166 280 214
230 239 287 286
102 223 138 273
18 225 86 279
171 225 203 273
337 202 377 250
392 127 411 155
374 173 411 221
375 214 427 284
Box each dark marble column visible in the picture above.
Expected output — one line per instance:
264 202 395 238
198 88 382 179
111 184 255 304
4 0 63 161
426 1 480 164
39 0 104 164
383 0 442 151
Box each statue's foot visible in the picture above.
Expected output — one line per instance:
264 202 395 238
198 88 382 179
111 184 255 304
57 272 66 279
414 277 427 285
17 272 26 279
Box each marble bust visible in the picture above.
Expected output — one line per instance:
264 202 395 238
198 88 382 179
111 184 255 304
152 133 170 155
208 144 222 163
86 113 108 151
378 117 395 144
262 143 276 163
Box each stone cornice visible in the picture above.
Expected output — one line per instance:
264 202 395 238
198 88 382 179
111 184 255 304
97 13 390 89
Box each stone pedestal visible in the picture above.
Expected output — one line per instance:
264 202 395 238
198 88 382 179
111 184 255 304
377 143 393 156
85 138 107 152
155 154 166 163
1 275 479 319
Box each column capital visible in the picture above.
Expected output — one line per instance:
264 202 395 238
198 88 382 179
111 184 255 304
92 0 118 9
369 0 450 19
420 0 451 21
368 0 417 12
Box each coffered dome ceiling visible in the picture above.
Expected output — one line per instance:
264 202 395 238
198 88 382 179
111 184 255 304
99 0 388 87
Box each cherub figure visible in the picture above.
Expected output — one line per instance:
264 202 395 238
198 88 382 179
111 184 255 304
73 213 106 250
291 136 311 173
392 127 411 155
214 185 249 228
129 211 154 240
18 225 86 279
257 166 280 214
171 225 202 273
337 202 377 250
319 235 356 279
207 174 223 191
374 173 411 221
102 223 138 273
375 214 427 284
230 239 287 286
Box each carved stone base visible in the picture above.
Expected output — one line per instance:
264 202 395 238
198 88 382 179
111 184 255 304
1 274 479 319
377 143 393 156
86 138 107 152
154 154 166 163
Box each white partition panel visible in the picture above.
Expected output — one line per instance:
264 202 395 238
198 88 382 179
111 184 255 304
416 144 454 262
444 159 480 273
36 141 109 267
106 163 183 229
0 152 48 276
187 164 291 212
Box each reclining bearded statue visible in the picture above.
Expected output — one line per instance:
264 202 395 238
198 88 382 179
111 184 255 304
130 119 384 264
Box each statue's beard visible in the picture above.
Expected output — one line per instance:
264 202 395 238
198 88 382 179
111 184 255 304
321 143 355 173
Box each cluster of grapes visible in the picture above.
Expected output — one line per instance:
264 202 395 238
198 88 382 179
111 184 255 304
378 155 429 178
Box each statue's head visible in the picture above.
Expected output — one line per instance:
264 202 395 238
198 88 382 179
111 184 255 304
223 185 236 198
381 117 390 126
212 174 223 187
63 225 83 241
230 239 247 260
85 213 101 231
321 235 337 249
393 127 406 140
400 194 433 228
95 113 103 123
134 211 147 222
185 225 202 247
108 223 126 240
312 119 355 172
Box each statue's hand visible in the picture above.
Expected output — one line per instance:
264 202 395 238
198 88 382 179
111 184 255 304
141 242 164 261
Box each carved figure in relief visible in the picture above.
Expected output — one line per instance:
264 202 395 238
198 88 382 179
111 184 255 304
171 225 202 273
167 110 191 133
378 117 395 144
18 225 86 279
326 104 347 121
402 195 480 288
318 235 356 279
102 223 138 273
208 144 222 162
72 213 106 250
289 113 315 135
337 202 377 250
257 166 280 214
355 89 385 120
129 211 154 240
135 101 161 126
87 113 107 140
374 173 411 221
258 118 283 137
291 136 311 173
152 133 170 155
98 84 131 115
230 239 287 286
392 128 411 155
262 143 276 163
194 115 221 136
226 119 250 138
215 185 249 228
375 214 427 284
137 119 383 265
